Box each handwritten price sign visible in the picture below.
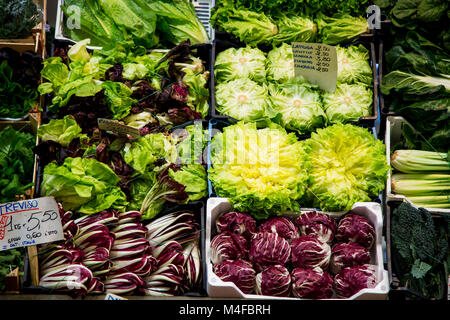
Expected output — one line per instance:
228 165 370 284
0 197 64 251
292 42 337 92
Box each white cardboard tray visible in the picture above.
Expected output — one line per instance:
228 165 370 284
385 116 450 214
205 197 389 300
55 0 215 50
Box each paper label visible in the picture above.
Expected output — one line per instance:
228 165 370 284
0 197 64 251
98 118 140 138
105 293 127 300
292 42 337 92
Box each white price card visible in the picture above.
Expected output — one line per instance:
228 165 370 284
292 42 338 92
0 197 64 251
105 293 127 300
98 118 140 138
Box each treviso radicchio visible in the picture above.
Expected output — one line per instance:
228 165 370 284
329 242 371 275
291 267 334 299
290 235 331 270
295 211 337 243
210 231 248 265
213 259 256 294
336 212 375 248
255 264 291 297
249 232 291 272
216 211 256 240
333 264 377 298
257 217 299 242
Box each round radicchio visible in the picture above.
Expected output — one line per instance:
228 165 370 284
329 242 371 275
257 217 299 242
216 211 256 240
291 267 334 299
255 265 291 297
333 264 378 298
213 259 256 294
249 232 291 272
336 212 375 248
290 235 331 270
295 211 337 243
210 231 248 265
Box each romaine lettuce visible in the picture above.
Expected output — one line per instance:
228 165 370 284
303 123 389 211
215 46 267 84
272 14 317 46
215 78 275 123
269 81 326 134
322 83 373 124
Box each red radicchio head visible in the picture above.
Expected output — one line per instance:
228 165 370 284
295 211 337 243
290 235 331 270
329 242 371 275
255 264 291 297
216 211 256 240
249 232 291 272
213 259 256 294
291 267 334 299
333 264 378 298
336 212 375 248
257 217 299 243
210 231 248 265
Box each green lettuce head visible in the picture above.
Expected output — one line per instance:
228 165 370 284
322 83 372 124
269 81 326 134
266 43 295 83
208 121 308 219
337 45 373 85
303 123 389 211
40 157 127 214
37 115 86 147
215 78 275 123
169 164 207 201
214 46 266 84
272 14 317 46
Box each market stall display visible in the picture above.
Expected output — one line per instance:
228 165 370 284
0 0 448 302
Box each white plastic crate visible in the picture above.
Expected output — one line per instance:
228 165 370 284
205 197 389 300
385 116 450 214
55 0 215 50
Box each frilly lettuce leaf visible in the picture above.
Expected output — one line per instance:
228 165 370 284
168 164 207 201
209 121 308 219
303 123 389 211
269 81 326 134
215 46 267 84
322 83 372 124
215 78 276 123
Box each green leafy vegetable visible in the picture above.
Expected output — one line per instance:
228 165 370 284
0 0 38 39
214 46 267 84
208 121 309 219
322 83 373 124
303 123 389 211
268 81 326 134
316 14 369 45
37 115 85 148
337 45 373 85
265 43 297 83
168 164 207 201
40 157 127 214
271 14 317 46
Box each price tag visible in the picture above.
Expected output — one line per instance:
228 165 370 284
105 293 127 300
98 118 140 138
292 42 337 92
0 197 64 251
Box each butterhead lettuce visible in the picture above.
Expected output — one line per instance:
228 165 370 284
215 78 275 123
40 157 127 214
215 46 267 84
208 121 308 219
168 164 207 201
303 123 389 211
322 83 372 124
37 115 86 147
269 81 326 134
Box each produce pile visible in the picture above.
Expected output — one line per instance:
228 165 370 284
211 0 371 47
209 121 389 218
210 210 379 298
38 204 202 296
61 0 209 48
0 0 39 39
214 44 374 129
0 48 43 119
